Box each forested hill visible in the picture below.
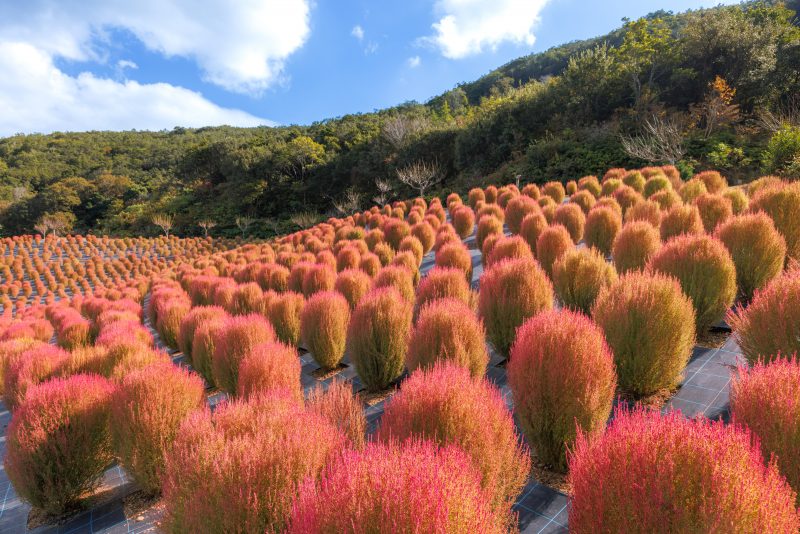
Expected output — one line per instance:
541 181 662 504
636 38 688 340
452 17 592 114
0 1 798 238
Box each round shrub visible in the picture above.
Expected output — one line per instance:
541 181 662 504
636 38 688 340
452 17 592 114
509 310 616 470
372 265 416 301
624 199 661 227
301 291 351 370
578 175 602 197
583 206 622 256
567 408 799 534
715 213 786 301
612 221 662 273
552 247 618 315
232 282 264 315
536 224 573 278
383 219 411 250
595 196 622 216
358 252 381 276
288 440 504 534
4 343 68 409
553 203 585 243
407 298 488 377
728 269 800 365
622 170 645 193
731 356 800 503
723 187 749 214
6 374 114 515
601 178 622 197
648 234 737 332
694 192 733 232
519 211 548 254
476 215 503 252
302 264 336 297
451 205 475 239
485 234 533 267
694 170 727 193
333 268 371 309
192 314 228 385
414 266 474 317
659 203 704 241
566 180 578 195
649 188 682 210
504 195 539 234
478 258 553 356
643 175 671 198
288 262 315 293
542 181 565 203
163 391 345 533
478 202 505 222
306 381 366 449
178 306 227 362
468 187 486 208
377 364 529 521
267 291 305 346
410 221 435 253
347 288 413 391
570 190 597 215
212 314 276 394
679 177 708 203
592 272 696 396
336 246 361 272
111 363 205 494
238 341 301 399
434 242 473 284
750 181 800 260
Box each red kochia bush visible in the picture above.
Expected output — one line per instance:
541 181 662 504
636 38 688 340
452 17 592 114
504 195 539 234
288 440 504 534
301 291 350 370
648 234 737 332
592 272 695 396
612 221 662 274
567 408 800 534
178 305 227 362
4 343 68 409
347 288 412 391
414 266 474 316
660 203 705 241
238 341 301 399
212 314 276 393
536 224 573 278
583 206 622 256
376 364 529 523
731 356 800 503
162 391 345 533
407 298 488 377
306 381 366 449
553 203 586 243
111 363 205 495
266 291 305 346
715 212 786 302
5 374 114 515
509 310 616 471
478 258 553 356
729 268 800 365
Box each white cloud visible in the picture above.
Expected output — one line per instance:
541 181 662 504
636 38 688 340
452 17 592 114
0 0 312 94
0 42 271 136
117 59 138 70
407 56 421 68
351 25 365 41
427 0 549 59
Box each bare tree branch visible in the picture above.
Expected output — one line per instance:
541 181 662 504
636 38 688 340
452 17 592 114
235 216 256 238
373 178 393 206
332 188 362 216
289 211 321 229
198 219 217 237
396 160 442 197
757 95 800 133
151 214 174 237
382 115 423 149
621 116 686 165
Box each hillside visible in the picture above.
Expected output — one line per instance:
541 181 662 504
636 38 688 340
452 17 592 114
0 1 798 237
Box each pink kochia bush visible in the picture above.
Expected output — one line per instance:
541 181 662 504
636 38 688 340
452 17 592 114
212 313 276 393
567 408 800 534
238 341 301 400
306 381 366 449
178 305 227 363
5 374 114 515
300 291 351 370
592 272 696 396
376 364 529 524
406 298 488 377
110 363 205 495
288 440 504 533
478 257 553 356
347 288 413 391
728 268 800 365
508 310 616 471
731 356 800 503
162 391 346 533
3 343 68 409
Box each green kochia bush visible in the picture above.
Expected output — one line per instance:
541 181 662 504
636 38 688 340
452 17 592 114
592 272 696 396
5 374 114 515
568 408 800 534
552 247 617 315
509 310 616 471
300 291 350 370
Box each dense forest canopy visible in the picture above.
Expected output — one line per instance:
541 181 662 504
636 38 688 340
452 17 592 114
0 1 798 238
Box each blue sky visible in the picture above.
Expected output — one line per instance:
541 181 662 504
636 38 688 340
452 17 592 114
0 0 740 135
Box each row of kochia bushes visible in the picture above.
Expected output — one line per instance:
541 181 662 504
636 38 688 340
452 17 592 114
1 167 800 532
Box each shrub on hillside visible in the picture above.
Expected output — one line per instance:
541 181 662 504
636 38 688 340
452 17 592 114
567 408 799 534
694 170 727 193
347 288 412 391
478 258 553 356
372 265 416 301
468 187 486 208
553 203 586 243
476 215 504 253
301 291 350 371
5 374 114 515
622 170 646 193
4 343 68 409
519 211 548 253
723 187 749 214
728 268 800 365
659 203 704 241
288 440 504 533
643 175 671 198
111 363 205 494
679 177 708 203
715 213 786 302
376 364 529 522
552 247 618 315
542 181 565 203
407 298 488 377
624 199 662 227
613 185 643 214
485 234 533 268
414 266 474 317
648 234 737 332
238 341 301 399
592 272 695 396
212 314 276 393
583 206 622 256
612 221 662 273
509 310 616 470
162 391 345 533
570 190 596 214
